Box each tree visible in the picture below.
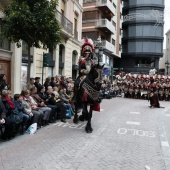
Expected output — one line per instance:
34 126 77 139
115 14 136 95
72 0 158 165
1 0 61 83
0 0 12 10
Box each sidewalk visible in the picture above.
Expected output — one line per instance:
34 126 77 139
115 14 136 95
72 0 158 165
0 98 167 170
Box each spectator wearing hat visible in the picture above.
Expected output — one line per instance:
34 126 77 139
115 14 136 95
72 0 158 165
34 77 42 92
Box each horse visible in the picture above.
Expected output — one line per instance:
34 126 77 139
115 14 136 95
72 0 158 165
73 63 104 133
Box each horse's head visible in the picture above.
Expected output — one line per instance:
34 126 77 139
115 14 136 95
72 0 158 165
88 64 105 84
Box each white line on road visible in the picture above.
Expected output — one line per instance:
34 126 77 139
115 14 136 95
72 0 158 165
126 121 140 125
161 141 169 147
165 114 170 117
100 109 104 112
130 112 140 114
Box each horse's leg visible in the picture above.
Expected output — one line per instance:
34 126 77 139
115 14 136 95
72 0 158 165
85 105 93 133
79 102 88 121
73 102 79 124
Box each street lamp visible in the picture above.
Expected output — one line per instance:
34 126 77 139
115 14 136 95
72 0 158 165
94 45 103 64
165 60 170 75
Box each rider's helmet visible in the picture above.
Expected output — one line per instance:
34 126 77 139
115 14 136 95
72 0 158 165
81 36 94 59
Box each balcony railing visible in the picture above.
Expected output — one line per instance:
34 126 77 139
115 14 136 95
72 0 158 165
96 0 116 15
94 40 115 54
74 30 78 40
96 19 115 34
56 11 73 35
83 0 96 3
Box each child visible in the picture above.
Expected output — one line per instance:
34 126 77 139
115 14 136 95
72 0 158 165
13 94 30 131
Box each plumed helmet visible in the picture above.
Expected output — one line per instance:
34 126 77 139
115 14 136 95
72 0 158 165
81 36 94 55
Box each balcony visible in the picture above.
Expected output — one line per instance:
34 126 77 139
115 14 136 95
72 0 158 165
94 40 115 55
56 11 73 39
102 40 116 54
96 19 115 34
96 0 116 17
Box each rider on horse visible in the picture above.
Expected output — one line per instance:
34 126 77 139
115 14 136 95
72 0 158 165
74 37 95 102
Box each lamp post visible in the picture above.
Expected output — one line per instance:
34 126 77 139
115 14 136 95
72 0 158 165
94 45 103 64
165 60 170 75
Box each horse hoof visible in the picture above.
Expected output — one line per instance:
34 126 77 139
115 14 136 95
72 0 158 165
85 126 93 133
86 130 92 133
73 117 78 124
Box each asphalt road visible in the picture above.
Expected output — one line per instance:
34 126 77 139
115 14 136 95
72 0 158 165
0 97 170 170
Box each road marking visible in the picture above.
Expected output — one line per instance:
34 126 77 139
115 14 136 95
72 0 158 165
117 128 155 138
161 141 169 147
165 114 170 117
126 121 140 125
100 109 104 112
130 112 140 114
53 122 86 129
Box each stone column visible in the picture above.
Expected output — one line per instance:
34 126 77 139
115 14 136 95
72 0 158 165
53 45 59 76
11 42 22 94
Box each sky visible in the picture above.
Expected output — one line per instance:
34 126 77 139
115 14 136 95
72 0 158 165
164 0 170 48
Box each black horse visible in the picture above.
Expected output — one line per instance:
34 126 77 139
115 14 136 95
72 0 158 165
73 64 104 133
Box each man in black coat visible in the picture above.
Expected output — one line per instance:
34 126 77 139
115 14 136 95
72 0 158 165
34 77 42 92
0 99 15 140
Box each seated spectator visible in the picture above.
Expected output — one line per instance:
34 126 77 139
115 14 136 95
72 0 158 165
21 89 43 128
59 88 74 115
1 90 23 134
59 88 71 104
67 78 74 98
34 77 42 92
0 98 15 140
0 74 9 95
30 87 51 125
26 77 35 90
55 75 60 87
44 77 51 92
38 85 57 122
46 86 67 123
50 77 57 88
60 76 67 90
13 94 30 131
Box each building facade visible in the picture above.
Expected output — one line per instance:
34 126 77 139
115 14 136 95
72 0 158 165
0 0 83 94
82 0 122 79
121 0 164 74
162 29 170 75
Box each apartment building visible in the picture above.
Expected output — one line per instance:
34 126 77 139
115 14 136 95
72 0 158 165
162 29 170 75
121 0 164 74
0 0 83 94
82 0 122 77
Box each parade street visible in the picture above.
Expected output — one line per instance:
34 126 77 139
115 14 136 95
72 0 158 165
0 97 170 170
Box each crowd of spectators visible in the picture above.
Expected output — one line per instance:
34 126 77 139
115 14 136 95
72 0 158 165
0 75 75 141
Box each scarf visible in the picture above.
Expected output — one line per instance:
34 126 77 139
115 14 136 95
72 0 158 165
5 97 15 109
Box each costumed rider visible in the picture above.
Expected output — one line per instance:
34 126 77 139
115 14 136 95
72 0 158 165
74 37 95 101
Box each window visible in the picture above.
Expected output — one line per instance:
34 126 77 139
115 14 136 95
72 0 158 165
112 39 115 45
61 0 65 15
